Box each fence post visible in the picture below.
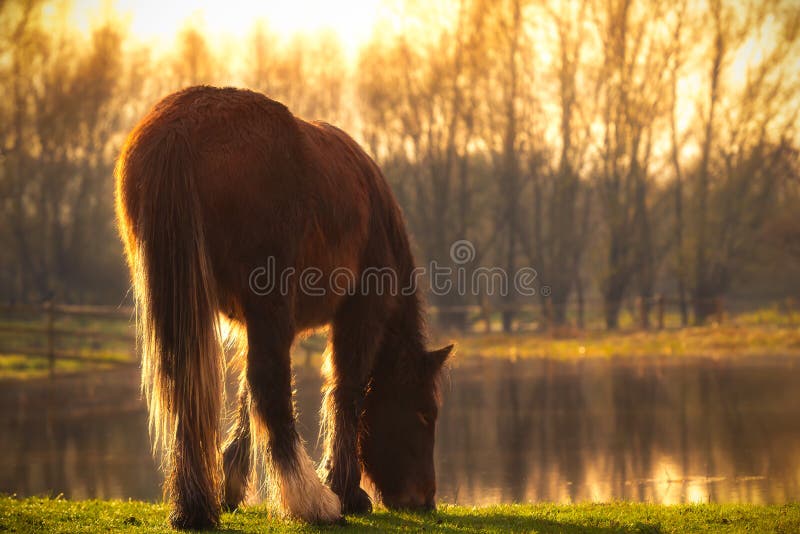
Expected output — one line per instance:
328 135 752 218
714 297 724 324
480 297 492 333
637 297 646 330
44 300 55 377
656 294 665 330
544 298 553 332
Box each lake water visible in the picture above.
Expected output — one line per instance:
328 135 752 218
2 355 800 505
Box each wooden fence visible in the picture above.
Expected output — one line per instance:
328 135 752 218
0 302 136 375
1 295 796 375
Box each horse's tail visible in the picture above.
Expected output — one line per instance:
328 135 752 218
115 126 224 525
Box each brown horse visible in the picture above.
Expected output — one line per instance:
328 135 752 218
115 86 452 529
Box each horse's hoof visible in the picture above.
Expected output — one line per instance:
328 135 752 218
342 487 373 515
169 508 219 530
222 438 250 512
221 472 247 512
282 475 343 524
221 475 246 512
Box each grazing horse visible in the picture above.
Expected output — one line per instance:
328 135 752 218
115 86 452 529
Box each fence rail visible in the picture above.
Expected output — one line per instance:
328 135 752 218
0 302 136 376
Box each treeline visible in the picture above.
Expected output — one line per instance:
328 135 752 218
1 0 799 330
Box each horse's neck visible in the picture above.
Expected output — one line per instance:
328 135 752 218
376 292 425 370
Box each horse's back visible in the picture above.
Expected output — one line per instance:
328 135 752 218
119 86 390 324
119 86 304 232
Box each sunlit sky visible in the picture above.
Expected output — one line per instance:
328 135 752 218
56 0 798 151
69 0 387 59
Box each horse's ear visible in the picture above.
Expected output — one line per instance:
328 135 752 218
427 344 454 370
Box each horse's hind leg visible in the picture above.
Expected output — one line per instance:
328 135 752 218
243 302 342 523
321 294 386 514
222 377 251 511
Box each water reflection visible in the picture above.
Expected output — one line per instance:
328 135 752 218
437 356 800 504
2 356 799 505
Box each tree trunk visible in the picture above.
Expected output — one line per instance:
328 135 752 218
693 284 719 325
575 274 585 330
604 277 626 330
551 292 569 326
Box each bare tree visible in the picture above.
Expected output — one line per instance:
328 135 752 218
172 26 218 88
475 0 541 332
358 0 490 329
591 0 678 329
246 26 348 124
667 0 691 326
1 5 147 301
689 0 800 323
523 0 595 327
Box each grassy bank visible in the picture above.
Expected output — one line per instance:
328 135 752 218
2 314 799 380
452 324 800 360
1 497 798 533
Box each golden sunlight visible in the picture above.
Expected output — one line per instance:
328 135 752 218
4 0 800 526
68 0 386 58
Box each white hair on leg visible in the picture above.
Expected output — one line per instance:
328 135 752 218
276 438 342 523
247 388 341 523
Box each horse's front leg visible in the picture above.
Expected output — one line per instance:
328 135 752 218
321 295 385 514
244 302 342 523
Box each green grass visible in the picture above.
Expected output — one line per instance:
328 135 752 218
1 497 798 533
0 353 124 379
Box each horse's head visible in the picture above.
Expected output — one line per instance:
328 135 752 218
359 343 453 511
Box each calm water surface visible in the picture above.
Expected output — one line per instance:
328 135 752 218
2 355 800 505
